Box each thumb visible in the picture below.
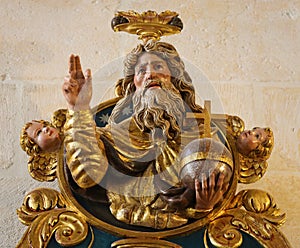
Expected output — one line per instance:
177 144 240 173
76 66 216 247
85 69 92 80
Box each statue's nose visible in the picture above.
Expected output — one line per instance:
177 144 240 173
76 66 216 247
145 68 156 80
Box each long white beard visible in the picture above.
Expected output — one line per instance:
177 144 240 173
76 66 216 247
132 82 186 140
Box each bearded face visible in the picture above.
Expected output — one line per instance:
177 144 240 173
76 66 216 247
132 81 185 140
132 52 185 140
109 52 186 140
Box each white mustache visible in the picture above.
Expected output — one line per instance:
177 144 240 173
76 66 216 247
145 79 162 89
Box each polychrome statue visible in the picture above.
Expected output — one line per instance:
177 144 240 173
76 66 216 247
17 10 291 248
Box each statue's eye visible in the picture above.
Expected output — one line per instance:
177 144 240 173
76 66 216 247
37 129 42 136
138 68 146 75
154 64 163 70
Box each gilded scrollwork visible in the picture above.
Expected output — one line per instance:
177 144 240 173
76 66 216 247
17 209 89 248
207 189 289 248
206 216 243 248
237 189 285 225
208 209 290 248
16 188 90 248
17 188 66 225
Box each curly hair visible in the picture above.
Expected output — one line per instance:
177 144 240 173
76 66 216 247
114 39 202 113
20 120 52 156
247 127 274 161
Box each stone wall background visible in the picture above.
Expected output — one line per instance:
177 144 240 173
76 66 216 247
0 0 299 247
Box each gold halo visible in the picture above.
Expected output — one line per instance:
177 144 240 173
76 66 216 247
112 10 183 43
113 22 182 43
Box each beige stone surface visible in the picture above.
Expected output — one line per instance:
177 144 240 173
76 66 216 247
0 0 299 247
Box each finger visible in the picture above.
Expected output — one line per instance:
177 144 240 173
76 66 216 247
195 179 200 197
75 55 84 79
209 170 215 190
201 173 207 192
219 173 229 192
75 55 81 71
64 76 74 85
69 54 75 76
85 68 92 80
69 77 80 85
217 172 225 189
62 80 72 90
195 179 203 209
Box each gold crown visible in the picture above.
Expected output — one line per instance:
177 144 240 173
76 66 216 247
111 10 183 43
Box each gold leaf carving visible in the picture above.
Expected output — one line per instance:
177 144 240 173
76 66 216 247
24 109 66 182
17 209 89 248
28 153 57 182
238 156 268 184
226 115 245 137
16 188 90 247
208 189 291 248
234 189 286 226
207 216 243 248
112 10 182 42
51 108 67 129
115 10 178 24
17 188 66 226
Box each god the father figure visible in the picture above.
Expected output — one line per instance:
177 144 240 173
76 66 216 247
62 40 231 229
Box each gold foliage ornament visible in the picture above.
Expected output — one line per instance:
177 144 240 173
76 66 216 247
17 188 66 226
16 188 90 248
207 189 289 248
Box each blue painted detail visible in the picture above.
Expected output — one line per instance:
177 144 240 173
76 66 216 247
94 106 115 127
47 225 264 247
48 227 119 248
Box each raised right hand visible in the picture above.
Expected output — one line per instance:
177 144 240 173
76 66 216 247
62 54 92 111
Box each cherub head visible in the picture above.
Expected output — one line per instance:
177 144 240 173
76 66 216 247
20 120 62 156
236 127 274 161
